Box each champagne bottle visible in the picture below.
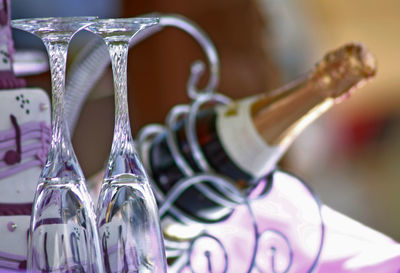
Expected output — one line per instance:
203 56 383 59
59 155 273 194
148 43 376 223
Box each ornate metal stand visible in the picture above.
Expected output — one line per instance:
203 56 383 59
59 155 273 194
133 15 325 273
136 82 325 272
62 13 325 272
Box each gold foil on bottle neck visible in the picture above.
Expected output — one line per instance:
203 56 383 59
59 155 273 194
312 43 376 101
250 43 376 146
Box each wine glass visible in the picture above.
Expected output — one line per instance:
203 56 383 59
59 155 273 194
11 17 104 273
85 18 168 273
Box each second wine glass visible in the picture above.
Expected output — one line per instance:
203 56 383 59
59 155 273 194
85 18 168 273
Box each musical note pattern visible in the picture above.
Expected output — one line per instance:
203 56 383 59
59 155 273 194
0 88 51 271
0 114 50 271
0 114 50 180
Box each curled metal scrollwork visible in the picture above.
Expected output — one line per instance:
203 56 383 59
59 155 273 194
137 66 324 273
187 234 229 273
136 14 325 272
159 14 220 99
65 13 220 133
62 12 325 272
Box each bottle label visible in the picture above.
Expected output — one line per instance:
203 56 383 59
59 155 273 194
216 97 284 179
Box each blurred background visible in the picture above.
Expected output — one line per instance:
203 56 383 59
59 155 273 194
11 0 400 240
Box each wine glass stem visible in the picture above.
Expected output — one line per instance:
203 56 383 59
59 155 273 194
42 40 83 180
47 41 68 146
108 42 134 157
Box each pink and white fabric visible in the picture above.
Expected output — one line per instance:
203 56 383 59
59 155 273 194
173 171 400 273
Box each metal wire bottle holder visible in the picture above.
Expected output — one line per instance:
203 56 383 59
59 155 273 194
135 15 325 273
64 14 325 273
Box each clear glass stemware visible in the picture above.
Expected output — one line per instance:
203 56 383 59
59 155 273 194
85 18 168 273
11 17 104 273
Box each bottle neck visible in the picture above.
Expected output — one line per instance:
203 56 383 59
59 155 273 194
251 75 335 148
251 43 376 148
216 43 376 179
